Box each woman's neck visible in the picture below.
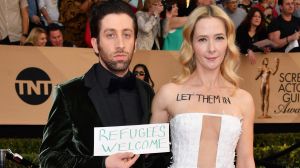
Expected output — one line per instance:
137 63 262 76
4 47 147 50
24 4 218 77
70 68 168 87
190 68 226 89
248 25 257 37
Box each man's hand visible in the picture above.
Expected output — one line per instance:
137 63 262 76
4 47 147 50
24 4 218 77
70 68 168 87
289 31 299 41
20 35 27 45
105 152 140 168
31 15 41 24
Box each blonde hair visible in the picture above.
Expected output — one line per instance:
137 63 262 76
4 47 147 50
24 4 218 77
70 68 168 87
25 27 47 46
173 5 241 88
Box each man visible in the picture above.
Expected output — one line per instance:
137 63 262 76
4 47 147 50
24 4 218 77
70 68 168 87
223 0 247 28
0 0 29 45
27 0 43 31
39 1 155 167
39 0 60 26
268 0 300 52
294 0 300 17
46 23 74 47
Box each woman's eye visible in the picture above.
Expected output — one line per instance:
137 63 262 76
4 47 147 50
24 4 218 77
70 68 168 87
216 36 225 40
198 38 207 42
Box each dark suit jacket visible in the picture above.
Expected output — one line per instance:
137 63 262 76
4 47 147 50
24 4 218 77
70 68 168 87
39 64 155 168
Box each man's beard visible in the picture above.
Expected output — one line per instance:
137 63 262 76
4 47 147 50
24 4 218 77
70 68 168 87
99 48 133 74
102 57 132 73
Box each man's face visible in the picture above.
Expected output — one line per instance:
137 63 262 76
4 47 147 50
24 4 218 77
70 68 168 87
225 0 238 13
49 30 63 47
295 0 300 10
91 13 136 77
281 0 295 15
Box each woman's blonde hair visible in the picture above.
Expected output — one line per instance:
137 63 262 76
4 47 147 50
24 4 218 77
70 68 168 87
25 27 47 46
173 5 241 88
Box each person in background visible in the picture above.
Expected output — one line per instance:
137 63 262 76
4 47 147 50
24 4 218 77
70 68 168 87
253 0 278 26
39 1 161 167
293 0 300 17
222 0 247 28
24 27 47 46
133 64 155 88
136 0 164 50
162 0 187 51
46 23 75 47
236 8 269 64
186 0 215 16
59 0 94 47
27 0 44 31
0 0 29 45
268 0 300 52
238 0 253 12
151 5 255 168
39 0 61 26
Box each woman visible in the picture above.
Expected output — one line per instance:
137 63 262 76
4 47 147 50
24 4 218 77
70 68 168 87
236 8 269 64
133 64 155 88
162 0 187 50
24 27 47 46
151 5 255 167
136 0 163 50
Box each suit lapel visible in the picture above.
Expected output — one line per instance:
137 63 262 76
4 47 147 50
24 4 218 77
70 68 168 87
84 64 153 126
84 64 111 126
136 80 152 124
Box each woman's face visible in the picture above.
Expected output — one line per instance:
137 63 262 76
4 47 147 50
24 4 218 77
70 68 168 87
192 17 228 71
149 0 163 12
171 4 178 17
251 11 262 27
134 66 146 80
36 33 47 46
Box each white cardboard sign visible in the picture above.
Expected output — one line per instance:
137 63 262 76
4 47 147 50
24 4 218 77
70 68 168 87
94 123 170 156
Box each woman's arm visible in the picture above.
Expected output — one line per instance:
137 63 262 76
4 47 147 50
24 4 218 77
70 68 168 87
168 17 187 30
236 90 256 168
136 11 160 33
150 84 171 123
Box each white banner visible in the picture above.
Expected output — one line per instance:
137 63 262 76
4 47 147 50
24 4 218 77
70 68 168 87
94 123 170 156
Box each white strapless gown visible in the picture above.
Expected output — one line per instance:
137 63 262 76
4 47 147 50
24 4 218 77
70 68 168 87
169 113 242 168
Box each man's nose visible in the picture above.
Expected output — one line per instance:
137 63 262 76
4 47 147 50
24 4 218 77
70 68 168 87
116 36 125 49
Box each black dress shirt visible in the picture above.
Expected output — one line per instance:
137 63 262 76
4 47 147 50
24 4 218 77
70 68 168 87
95 63 142 126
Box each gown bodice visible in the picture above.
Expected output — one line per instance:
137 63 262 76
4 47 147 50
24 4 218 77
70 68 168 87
169 112 242 168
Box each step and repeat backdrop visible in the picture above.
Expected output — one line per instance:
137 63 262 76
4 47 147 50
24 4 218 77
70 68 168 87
0 45 299 124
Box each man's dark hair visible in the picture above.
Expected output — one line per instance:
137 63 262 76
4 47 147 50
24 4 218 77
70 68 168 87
90 0 138 39
47 23 63 34
278 0 283 6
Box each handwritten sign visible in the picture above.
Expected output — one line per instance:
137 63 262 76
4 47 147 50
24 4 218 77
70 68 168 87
94 123 170 156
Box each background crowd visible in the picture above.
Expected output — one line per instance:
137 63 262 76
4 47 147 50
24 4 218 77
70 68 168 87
1 0 300 58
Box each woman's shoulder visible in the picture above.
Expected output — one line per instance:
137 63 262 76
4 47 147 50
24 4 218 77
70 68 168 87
158 82 181 93
234 88 255 109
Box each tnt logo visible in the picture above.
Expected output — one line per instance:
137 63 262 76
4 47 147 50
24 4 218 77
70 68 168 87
15 67 52 105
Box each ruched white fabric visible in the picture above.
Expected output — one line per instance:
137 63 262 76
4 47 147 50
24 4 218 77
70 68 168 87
169 113 242 168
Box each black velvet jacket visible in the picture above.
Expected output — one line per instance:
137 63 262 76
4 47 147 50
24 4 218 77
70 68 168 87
39 64 155 168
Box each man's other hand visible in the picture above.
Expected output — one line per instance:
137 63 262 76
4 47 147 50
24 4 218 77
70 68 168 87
105 152 140 168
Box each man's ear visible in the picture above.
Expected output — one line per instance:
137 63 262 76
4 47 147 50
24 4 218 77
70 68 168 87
91 37 99 54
